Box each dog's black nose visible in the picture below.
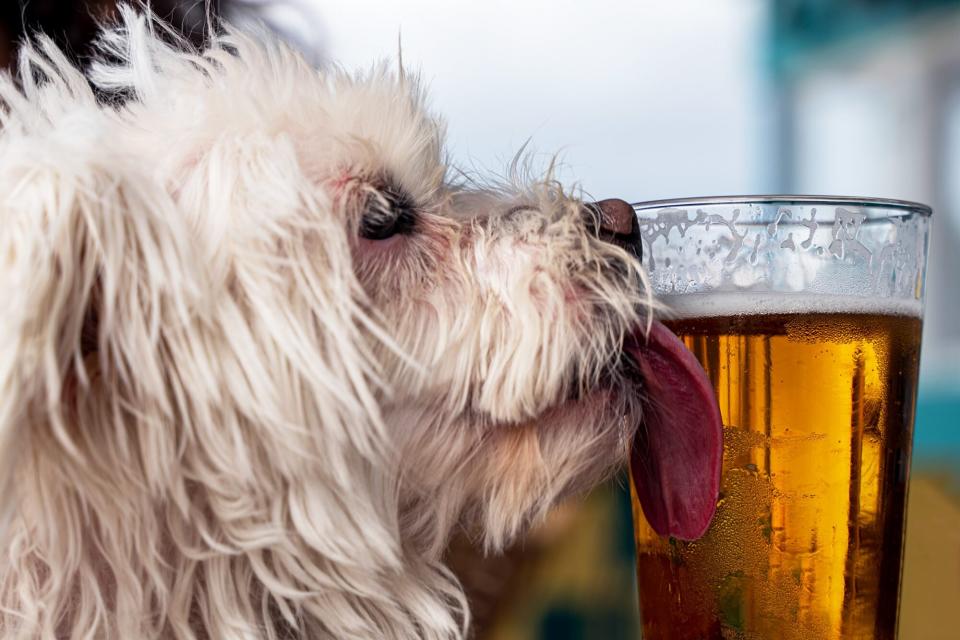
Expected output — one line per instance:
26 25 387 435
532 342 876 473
587 198 642 261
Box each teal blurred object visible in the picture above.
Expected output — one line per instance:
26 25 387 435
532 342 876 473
769 0 960 73
914 384 960 464
531 479 641 640
473 477 642 640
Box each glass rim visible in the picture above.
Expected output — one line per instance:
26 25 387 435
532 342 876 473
631 194 933 217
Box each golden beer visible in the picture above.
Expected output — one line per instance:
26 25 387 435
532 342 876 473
631 299 923 640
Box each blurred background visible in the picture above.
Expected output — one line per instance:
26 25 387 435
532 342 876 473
3 0 957 637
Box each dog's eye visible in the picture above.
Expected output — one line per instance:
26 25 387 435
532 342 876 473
360 186 417 240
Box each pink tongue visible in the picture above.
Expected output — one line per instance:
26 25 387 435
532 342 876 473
625 320 723 540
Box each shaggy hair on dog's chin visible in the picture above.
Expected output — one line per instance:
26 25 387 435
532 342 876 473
0 6 653 639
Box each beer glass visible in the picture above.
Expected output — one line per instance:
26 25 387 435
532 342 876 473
629 196 931 640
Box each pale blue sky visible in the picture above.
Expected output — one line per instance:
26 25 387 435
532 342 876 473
254 0 771 202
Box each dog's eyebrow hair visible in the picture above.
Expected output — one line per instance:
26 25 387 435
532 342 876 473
504 204 537 217
379 176 421 211
376 172 413 196
381 185 418 234
368 173 416 208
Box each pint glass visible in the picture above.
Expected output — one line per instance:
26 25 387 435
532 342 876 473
630 196 931 640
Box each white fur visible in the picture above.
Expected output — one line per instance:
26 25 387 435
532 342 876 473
0 7 652 639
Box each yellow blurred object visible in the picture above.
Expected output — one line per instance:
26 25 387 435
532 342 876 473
900 474 960 639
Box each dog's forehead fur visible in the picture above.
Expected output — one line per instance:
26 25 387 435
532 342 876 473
0 7 654 640
103 27 446 204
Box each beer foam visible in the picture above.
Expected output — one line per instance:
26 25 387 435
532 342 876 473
659 292 923 319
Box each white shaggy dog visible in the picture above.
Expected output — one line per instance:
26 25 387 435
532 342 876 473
0 7 721 639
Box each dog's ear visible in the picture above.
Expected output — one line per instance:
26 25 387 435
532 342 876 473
0 36 206 633
0 34 200 501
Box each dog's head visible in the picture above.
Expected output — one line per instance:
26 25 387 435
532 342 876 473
0 8 720 639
